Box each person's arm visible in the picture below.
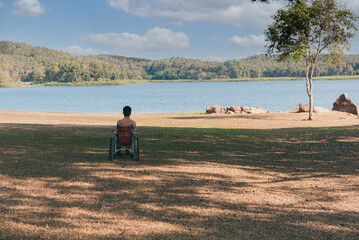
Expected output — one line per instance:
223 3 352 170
132 121 137 131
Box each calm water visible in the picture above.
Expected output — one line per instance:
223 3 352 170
0 80 359 113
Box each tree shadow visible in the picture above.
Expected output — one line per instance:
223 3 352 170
139 126 359 175
0 123 358 239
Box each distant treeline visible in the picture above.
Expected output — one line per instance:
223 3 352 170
1 41 359 85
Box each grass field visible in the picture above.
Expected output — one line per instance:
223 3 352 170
0 110 358 239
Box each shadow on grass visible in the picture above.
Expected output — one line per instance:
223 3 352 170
0 123 358 239
140 125 359 175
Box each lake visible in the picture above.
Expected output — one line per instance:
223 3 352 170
0 80 359 113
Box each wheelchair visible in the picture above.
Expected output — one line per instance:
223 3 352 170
109 126 139 161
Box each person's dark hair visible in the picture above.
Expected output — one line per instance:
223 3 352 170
123 106 132 117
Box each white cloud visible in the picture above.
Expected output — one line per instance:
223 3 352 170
0 2 5 8
106 0 151 16
229 35 265 49
12 0 45 17
107 0 129 11
80 27 190 52
63 45 107 56
106 0 284 28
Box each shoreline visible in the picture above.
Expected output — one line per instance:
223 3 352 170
1 109 358 129
1 75 359 88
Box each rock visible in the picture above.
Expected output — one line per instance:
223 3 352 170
241 106 250 113
298 103 330 113
228 106 242 114
257 107 271 113
313 107 330 113
246 108 259 114
206 105 270 114
247 107 269 114
206 105 226 114
298 103 310 112
332 93 358 115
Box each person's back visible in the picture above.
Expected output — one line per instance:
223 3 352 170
109 106 139 161
117 106 136 131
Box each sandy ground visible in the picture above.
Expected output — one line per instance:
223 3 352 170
0 109 358 129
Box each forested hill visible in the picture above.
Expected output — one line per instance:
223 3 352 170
1 41 359 86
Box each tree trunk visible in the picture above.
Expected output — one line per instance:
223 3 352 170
306 62 315 120
308 77 313 120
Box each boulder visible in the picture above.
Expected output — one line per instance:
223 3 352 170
257 107 270 113
206 105 270 114
247 107 270 114
332 93 358 115
241 106 250 113
228 105 242 114
206 105 226 114
298 103 310 112
313 107 330 113
298 103 330 113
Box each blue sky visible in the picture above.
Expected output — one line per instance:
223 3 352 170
1 0 359 61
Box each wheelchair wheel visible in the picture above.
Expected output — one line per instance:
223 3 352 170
134 136 139 161
108 136 115 161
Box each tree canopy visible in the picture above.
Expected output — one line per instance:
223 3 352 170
265 0 358 119
251 0 299 3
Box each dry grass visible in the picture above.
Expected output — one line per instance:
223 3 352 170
0 110 358 239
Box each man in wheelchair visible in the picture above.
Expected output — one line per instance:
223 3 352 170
117 106 136 131
109 106 139 161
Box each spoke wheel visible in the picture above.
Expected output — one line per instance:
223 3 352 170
134 136 139 161
108 136 115 161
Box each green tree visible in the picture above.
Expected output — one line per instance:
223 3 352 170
251 0 299 2
265 0 357 120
